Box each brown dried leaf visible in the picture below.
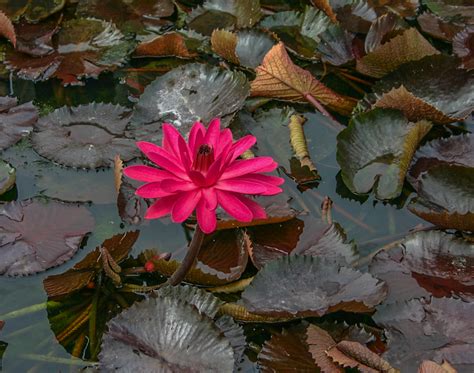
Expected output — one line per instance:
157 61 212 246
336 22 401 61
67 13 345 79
211 29 240 65
0 10 16 47
326 340 398 373
356 28 439 78
306 324 342 373
135 32 198 59
113 155 123 193
418 360 457 373
250 42 356 115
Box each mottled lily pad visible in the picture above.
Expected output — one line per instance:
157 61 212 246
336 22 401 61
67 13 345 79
99 296 235 372
374 297 474 372
418 11 464 41
364 12 408 53
369 55 474 123
1 0 65 22
211 29 276 68
0 97 38 151
259 6 331 59
0 161 15 196
6 18 133 86
316 24 355 66
241 255 387 318
453 26 474 70
370 231 474 304
132 63 250 131
32 103 138 169
187 0 262 35
337 108 432 200
134 31 204 59
0 199 94 276
407 134 474 231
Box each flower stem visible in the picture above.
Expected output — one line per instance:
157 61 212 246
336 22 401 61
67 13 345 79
167 226 206 286
304 94 344 132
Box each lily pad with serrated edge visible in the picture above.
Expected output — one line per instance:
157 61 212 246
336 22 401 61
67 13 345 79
99 296 235 372
0 199 94 276
316 24 355 66
370 230 474 304
131 63 250 132
0 97 38 151
336 108 432 200
241 255 387 319
32 103 138 169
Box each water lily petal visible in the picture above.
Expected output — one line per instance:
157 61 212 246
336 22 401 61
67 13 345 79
216 179 268 194
203 118 221 150
136 182 173 198
123 165 176 182
196 198 217 233
160 179 197 193
202 188 218 210
147 151 189 180
162 123 185 158
188 121 206 156
171 190 201 223
216 128 233 158
234 174 285 186
234 195 267 220
145 195 180 219
221 157 277 180
229 135 256 161
217 190 253 222
177 134 192 171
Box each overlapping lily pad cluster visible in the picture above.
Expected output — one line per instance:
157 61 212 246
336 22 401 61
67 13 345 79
0 0 473 372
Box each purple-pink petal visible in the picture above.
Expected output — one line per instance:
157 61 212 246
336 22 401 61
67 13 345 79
216 190 253 222
234 195 267 220
171 190 201 223
196 199 217 234
216 179 268 194
160 179 197 193
203 118 221 150
145 195 179 219
221 157 277 180
147 151 189 180
202 188 218 210
229 135 256 161
188 121 206 155
136 182 173 198
123 165 175 183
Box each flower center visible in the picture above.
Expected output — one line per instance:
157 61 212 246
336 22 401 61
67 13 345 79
193 144 214 173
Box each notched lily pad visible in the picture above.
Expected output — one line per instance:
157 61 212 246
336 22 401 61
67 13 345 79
407 134 474 231
134 31 203 59
132 63 250 131
316 24 356 66
0 199 95 276
337 108 432 200
370 231 474 304
0 97 38 151
32 103 138 169
368 55 474 123
99 296 235 372
242 255 387 319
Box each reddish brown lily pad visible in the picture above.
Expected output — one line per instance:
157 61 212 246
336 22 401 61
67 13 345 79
370 231 474 304
0 199 94 276
242 255 387 319
0 97 38 151
32 103 138 169
453 26 474 70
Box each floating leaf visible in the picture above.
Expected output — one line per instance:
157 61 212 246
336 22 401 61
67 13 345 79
306 324 342 373
0 199 94 276
32 103 138 169
330 1 377 34
43 231 139 298
134 32 200 59
211 29 276 68
0 97 38 151
187 0 262 35
132 63 249 132
258 324 318 372
356 28 439 78
418 11 464 41
316 24 356 66
374 297 474 371
337 108 432 200
369 55 474 123
0 161 15 196
14 14 62 57
0 10 16 47
99 296 235 372
311 0 338 22
6 18 133 86
364 12 408 53
453 26 474 70
22 0 65 23
215 316 247 368
259 6 331 59
242 255 387 319
418 360 457 373
250 43 356 115
407 134 474 231
370 231 474 304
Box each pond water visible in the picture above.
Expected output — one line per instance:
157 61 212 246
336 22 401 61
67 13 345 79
0 1 473 372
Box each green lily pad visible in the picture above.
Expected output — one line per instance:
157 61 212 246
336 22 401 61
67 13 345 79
0 161 15 196
187 0 262 35
407 134 474 231
259 6 331 59
336 108 432 200
23 0 65 23
241 255 387 319
99 296 235 372
132 63 250 133
369 55 474 123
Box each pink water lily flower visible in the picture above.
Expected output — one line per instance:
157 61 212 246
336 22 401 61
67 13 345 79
124 118 284 234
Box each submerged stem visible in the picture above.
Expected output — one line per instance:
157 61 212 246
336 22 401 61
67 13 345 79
304 94 344 132
167 226 206 286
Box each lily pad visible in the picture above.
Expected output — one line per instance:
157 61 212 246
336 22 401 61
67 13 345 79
14 14 62 57
32 103 138 169
211 29 276 68
259 6 331 59
0 161 15 196
316 24 355 66
364 12 408 53
369 55 474 123
5 18 133 86
453 26 474 70
0 199 94 276
99 296 235 372
241 255 387 319
23 0 65 23
0 97 38 151
374 297 474 371
407 134 474 231
132 63 250 130
370 231 474 304
134 31 202 59
418 11 465 41
187 0 262 35
337 108 432 200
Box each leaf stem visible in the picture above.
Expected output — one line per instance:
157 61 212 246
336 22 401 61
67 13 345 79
167 226 206 286
304 94 344 132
